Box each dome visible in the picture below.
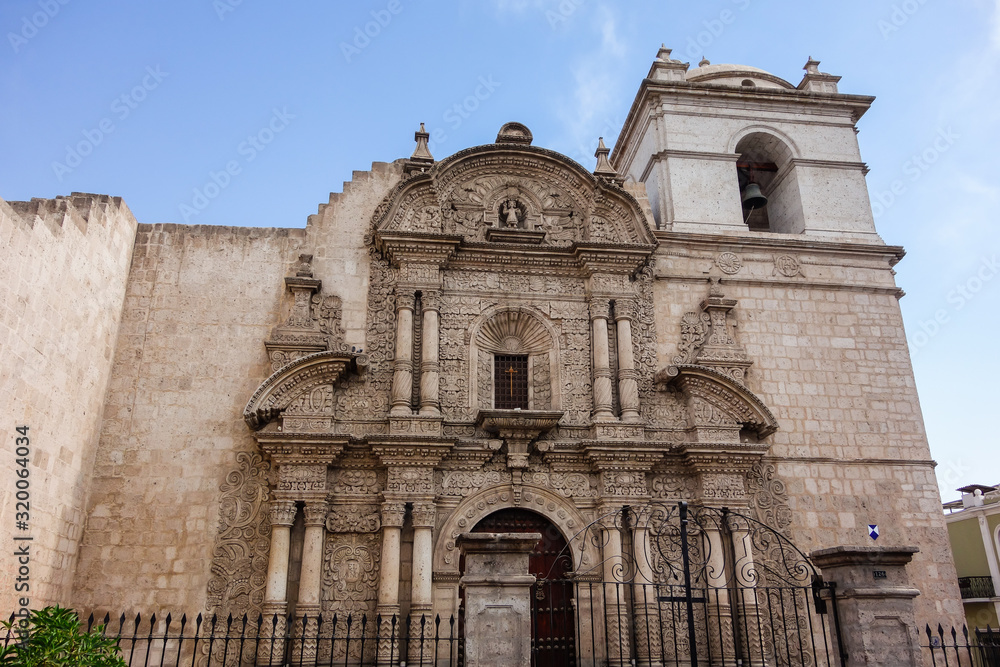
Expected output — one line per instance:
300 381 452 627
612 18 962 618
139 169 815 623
685 62 794 90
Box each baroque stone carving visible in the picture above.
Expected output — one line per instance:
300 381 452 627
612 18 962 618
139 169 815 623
277 464 327 493
331 469 380 495
326 506 381 533
602 471 648 497
205 452 272 620
773 254 801 277
715 252 742 274
745 461 793 533
700 472 746 500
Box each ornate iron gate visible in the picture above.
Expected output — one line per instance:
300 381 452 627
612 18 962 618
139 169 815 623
534 500 847 667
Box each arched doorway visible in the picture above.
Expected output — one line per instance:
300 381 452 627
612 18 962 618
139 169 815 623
470 508 576 667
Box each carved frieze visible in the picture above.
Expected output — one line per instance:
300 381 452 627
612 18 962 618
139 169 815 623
326 505 381 533
331 469 380 496
699 472 746 500
277 464 327 493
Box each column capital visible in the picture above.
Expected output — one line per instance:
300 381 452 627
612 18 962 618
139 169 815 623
411 501 436 528
613 298 637 322
589 298 611 321
269 500 297 527
302 500 329 527
421 289 442 312
396 291 415 311
381 501 407 528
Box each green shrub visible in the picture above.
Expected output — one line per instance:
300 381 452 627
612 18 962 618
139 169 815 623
0 606 126 667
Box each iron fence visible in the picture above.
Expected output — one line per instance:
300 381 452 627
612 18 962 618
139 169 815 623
920 624 1000 667
3 610 460 667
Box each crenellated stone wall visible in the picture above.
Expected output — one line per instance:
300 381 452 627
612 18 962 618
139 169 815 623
0 194 138 609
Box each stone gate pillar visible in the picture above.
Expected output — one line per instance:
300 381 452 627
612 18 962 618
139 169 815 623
458 533 540 667
810 545 922 667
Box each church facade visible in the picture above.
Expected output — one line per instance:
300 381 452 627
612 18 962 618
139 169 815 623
1 48 964 662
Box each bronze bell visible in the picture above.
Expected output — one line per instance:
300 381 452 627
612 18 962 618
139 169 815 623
741 182 767 209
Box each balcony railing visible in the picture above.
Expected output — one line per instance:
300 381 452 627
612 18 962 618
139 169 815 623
959 576 997 599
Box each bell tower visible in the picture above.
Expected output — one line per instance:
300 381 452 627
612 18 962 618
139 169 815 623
612 47 879 241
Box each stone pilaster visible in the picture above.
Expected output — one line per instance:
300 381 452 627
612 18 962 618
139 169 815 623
377 501 406 666
589 298 615 421
418 290 441 416
614 299 640 422
390 291 415 415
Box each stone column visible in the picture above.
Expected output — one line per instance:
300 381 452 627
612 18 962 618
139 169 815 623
264 500 297 610
418 290 441 416
298 501 328 612
377 501 406 663
632 521 660 666
600 514 630 663
590 299 615 421
261 499 296 664
293 501 327 663
614 299 641 422
810 546 922 667
458 533 540 667
390 292 415 415
409 501 436 665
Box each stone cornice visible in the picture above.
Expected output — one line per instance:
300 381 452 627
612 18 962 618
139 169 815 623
651 230 905 266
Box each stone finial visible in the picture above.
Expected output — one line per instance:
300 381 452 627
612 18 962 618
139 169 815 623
593 137 619 179
648 44 690 81
656 44 673 61
699 57 710 67
410 122 434 163
797 56 841 93
293 253 314 278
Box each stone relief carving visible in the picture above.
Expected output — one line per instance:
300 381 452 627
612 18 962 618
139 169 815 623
277 464 327 493
715 252 742 275
205 452 272 620
320 533 381 665
650 473 695 500
772 254 802 278
311 294 348 349
745 461 793 533
331 469 380 496
700 472 746 500
602 471 647 497
326 505 381 533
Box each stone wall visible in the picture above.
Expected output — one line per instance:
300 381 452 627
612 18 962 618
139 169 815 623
71 161 402 615
651 235 965 628
0 194 138 609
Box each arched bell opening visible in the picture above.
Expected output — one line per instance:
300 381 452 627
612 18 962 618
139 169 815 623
734 131 802 234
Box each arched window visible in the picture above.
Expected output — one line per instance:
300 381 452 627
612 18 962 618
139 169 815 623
469 307 560 412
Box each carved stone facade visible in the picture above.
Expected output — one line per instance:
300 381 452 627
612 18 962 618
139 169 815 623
11 51 957 652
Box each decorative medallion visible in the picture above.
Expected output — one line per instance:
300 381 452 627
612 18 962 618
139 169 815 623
773 254 801 277
715 252 742 275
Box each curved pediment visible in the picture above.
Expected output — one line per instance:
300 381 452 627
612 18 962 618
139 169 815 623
243 350 367 430
658 364 779 438
372 126 656 250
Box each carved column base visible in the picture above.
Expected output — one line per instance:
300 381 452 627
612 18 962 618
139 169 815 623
258 602 289 666
375 605 402 667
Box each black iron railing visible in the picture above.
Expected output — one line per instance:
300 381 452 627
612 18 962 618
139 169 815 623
3 611 459 667
959 576 997 599
921 624 1000 667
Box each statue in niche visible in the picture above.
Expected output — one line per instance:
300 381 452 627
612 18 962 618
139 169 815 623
500 198 523 228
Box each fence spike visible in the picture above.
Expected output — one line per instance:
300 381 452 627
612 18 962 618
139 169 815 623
86 612 95 632
164 612 172 627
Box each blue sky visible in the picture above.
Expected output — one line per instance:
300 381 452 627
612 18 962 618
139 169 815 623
2 1 997 500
